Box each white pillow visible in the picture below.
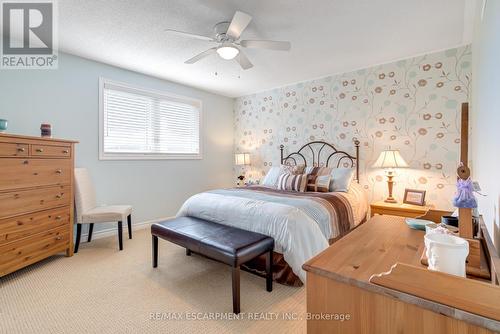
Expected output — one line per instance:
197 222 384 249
262 165 306 188
261 166 282 187
329 168 355 192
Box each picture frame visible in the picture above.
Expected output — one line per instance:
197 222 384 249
403 188 426 206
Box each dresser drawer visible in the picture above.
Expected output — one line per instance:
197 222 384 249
0 207 70 246
0 142 29 157
31 144 71 158
0 225 69 276
0 158 71 191
0 185 70 219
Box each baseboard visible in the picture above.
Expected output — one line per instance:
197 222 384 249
80 216 174 242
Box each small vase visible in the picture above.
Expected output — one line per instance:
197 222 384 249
40 123 52 137
0 119 7 133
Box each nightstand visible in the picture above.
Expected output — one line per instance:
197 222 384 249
370 201 432 218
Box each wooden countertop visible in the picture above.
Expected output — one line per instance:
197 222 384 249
303 215 426 282
303 215 500 332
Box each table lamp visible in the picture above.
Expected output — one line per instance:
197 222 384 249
372 150 409 203
234 153 250 185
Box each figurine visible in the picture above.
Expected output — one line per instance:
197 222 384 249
453 177 478 209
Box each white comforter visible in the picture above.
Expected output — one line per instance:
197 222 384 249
177 184 367 282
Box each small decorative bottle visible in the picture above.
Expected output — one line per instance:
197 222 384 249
40 123 52 138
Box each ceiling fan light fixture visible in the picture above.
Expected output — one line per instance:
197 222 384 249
216 45 239 60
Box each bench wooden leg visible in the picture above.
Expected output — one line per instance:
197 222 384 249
232 266 240 314
186 249 192 256
152 235 158 268
118 221 123 251
266 250 273 292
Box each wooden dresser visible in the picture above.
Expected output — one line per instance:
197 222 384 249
303 215 500 334
0 134 77 277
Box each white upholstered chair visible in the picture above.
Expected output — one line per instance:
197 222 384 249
74 168 132 252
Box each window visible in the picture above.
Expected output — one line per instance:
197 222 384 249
99 78 202 160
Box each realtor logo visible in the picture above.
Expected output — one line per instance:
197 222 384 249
1 0 58 69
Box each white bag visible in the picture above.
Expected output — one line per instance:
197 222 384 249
424 233 469 277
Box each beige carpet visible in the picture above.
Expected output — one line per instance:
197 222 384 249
0 228 306 334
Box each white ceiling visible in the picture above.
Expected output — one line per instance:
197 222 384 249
59 0 473 98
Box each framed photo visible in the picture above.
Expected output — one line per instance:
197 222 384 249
403 188 426 206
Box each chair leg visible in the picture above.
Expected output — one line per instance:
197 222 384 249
152 235 158 268
118 221 123 251
127 214 132 239
186 248 192 256
74 224 82 253
266 250 273 292
232 266 240 314
87 223 94 242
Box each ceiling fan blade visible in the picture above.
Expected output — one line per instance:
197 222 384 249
235 50 253 70
165 29 215 42
226 11 252 40
240 40 291 51
185 47 217 64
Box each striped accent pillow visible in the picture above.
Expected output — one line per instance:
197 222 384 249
306 166 333 191
308 174 331 192
277 173 307 192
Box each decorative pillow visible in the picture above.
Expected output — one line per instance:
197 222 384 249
261 166 282 188
277 173 307 192
261 165 305 188
307 174 331 192
306 166 333 191
329 168 355 192
280 164 305 175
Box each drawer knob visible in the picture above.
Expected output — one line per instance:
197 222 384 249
23 160 29 165
62 149 69 154
36 148 44 153
56 194 63 199
55 236 62 240
17 147 25 152
56 169 62 174
55 215 62 220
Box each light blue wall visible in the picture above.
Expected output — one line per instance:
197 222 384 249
0 52 234 232
471 0 500 249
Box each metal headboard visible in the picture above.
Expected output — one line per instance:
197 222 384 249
280 140 360 182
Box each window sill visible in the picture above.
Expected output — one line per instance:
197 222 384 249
98 153 203 161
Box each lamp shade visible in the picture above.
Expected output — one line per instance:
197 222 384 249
372 150 409 168
235 153 250 165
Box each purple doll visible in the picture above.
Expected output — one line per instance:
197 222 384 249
453 177 478 208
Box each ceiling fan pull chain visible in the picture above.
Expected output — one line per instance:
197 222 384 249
238 60 241 79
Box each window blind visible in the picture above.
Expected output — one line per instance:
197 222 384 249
101 80 201 158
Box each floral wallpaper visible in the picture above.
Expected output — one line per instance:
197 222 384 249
234 45 472 210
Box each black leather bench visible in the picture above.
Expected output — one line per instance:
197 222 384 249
151 216 274 313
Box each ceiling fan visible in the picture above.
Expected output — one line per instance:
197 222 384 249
165 11 291 70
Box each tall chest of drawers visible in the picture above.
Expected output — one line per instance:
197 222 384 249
0 134 77 276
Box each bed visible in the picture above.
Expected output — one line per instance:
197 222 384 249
177 140 368 286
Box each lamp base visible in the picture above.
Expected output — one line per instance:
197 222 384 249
385 172 397 203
